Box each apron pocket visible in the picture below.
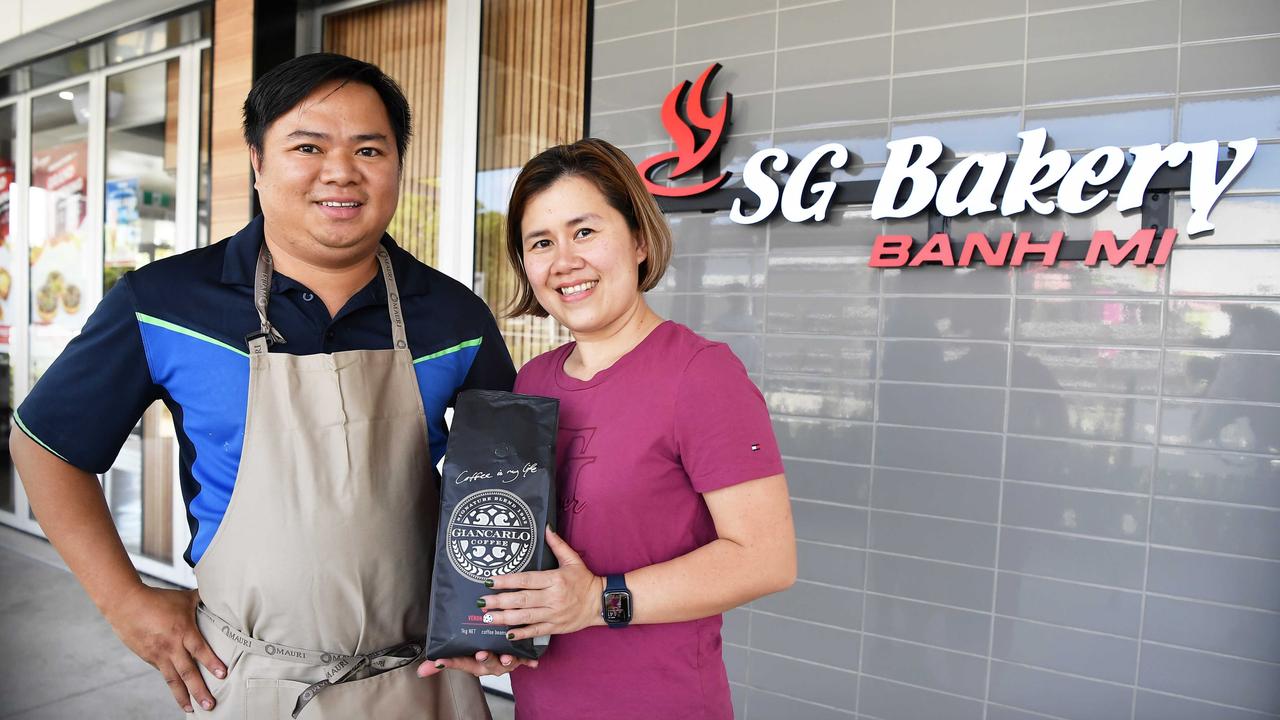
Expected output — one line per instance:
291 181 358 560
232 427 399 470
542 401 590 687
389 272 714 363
246 677 311 720
196 617 247 704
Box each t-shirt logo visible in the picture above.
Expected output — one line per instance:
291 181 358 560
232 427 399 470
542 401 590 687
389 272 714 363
446 489 536 583
558 427 597 541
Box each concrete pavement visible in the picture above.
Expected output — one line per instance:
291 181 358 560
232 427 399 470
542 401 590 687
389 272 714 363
0 526 514 719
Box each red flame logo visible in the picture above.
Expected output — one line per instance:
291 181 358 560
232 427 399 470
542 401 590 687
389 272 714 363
636 63 732 197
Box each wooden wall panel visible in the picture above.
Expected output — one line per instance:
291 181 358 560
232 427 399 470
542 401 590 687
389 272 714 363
324 0 447 266
163 59 179 172
210 0 254 242
474 0 588 366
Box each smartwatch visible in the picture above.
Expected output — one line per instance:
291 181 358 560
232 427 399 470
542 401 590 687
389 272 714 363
601 574 632 628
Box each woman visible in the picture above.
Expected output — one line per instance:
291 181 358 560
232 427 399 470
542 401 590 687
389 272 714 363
469 138 795 719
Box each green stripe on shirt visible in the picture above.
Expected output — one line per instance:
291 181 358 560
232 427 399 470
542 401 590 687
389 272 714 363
413 337 483 364
13 410 70 463
135 312 249 358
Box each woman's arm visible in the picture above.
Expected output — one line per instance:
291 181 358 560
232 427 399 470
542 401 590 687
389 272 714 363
478 472 796 638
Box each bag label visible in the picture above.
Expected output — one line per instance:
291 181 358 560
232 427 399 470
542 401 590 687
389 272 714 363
446 488 536 583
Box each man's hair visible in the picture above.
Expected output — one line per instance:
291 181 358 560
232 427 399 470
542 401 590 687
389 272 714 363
242 53 412 165
504 138 673 318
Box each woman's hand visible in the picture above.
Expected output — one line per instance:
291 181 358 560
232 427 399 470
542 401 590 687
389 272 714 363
477 529 604 641
417 652 536 679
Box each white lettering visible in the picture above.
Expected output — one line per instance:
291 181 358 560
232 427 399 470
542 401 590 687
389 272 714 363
780 143 848 222
935 152 1005 217
872 136 943 219
1057 146 1125 214
1000 128 1072 216
1187 138 1257 235
1117 142 1191 214
730 149 788 224
714 129 1254 234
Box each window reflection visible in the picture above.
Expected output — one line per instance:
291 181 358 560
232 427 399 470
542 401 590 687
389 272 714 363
103 61 181 561
29 86 94 387
0 105 14 513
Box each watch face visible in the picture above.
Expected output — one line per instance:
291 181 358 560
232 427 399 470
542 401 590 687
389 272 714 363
603 591 631 624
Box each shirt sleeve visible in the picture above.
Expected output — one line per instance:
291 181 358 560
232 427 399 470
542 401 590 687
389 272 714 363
674 344 785 493
456 310 516 399
15 276 161 474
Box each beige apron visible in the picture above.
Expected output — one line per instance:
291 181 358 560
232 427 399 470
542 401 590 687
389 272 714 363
189 245 491 719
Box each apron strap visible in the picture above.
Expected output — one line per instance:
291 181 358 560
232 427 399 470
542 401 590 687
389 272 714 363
251 245 288 354
374 247 409 351
196 605 422 718
250 244 410 355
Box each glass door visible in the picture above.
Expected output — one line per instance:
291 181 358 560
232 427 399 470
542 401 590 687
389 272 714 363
101 59 183 562
0 40 210 587
0 103 15 514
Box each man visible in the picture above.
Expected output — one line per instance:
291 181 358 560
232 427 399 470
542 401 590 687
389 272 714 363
12 53 519 717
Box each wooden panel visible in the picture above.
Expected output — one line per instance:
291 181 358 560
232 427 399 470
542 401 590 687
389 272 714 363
474 0 588 367
324 0 447 266
140 402 173 560
163 60 179 172
210 0 254 242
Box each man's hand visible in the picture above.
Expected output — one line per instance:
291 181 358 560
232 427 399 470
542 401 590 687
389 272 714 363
104 586 226 713
417 651 537 678
476 528 603 640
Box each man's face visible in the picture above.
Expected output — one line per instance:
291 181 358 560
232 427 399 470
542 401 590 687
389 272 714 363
252 80 400 267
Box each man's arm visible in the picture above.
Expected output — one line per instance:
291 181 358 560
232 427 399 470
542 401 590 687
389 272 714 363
11 429 226 713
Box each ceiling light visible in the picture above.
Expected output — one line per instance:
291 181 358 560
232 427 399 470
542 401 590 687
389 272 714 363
58 90 74 101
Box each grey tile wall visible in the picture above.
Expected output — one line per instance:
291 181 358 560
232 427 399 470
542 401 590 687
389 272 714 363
590 0 1280 717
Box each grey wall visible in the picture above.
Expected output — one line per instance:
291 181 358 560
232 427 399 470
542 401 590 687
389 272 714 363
590 1 1280 719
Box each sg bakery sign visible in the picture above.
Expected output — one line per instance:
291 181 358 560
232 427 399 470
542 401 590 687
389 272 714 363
638 64 1257 268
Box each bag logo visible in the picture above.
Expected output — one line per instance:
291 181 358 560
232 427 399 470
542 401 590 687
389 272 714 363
446 489 536 583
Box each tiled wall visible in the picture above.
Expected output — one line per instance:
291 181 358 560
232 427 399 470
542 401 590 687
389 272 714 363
590 1 1280 719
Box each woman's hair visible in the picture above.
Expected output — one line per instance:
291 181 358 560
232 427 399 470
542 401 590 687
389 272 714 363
504 138 672 318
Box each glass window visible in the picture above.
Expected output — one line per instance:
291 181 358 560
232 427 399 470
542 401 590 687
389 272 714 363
0 105 14 513
102 61 182 561
29 85 94 386
473 0 588 366
28 46 100 90
105 7 212 66
323 0 448 267
197 48 212 248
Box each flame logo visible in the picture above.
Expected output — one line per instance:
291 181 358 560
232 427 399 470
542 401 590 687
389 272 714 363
636 63 732 197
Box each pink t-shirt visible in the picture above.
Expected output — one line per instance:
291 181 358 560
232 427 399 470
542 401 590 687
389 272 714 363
509 321 784 720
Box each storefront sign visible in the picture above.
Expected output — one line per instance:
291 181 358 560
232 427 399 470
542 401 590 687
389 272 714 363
640 64 1258 267
635 63 732 198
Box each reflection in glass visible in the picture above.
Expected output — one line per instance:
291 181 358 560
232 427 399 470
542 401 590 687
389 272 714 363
0 105 14 513
106 62 179 288
105 7 211 65
103 62 182 561
197 48 212 247
28 47 97 89
29 85 94 388
473 0 588 367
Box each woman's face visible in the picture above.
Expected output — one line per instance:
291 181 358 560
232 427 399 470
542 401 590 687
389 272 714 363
520 175 647 338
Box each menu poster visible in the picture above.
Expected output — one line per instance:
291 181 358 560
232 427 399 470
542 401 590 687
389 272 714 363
105 178 141 268
29 140 91 382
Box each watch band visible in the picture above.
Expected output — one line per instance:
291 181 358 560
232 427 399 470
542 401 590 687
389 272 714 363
605 574 627 594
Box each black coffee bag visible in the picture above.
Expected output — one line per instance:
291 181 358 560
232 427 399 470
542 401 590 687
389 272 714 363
425 389 559 661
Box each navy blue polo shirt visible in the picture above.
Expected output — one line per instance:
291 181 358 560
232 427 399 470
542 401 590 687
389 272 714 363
16 216 515 565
